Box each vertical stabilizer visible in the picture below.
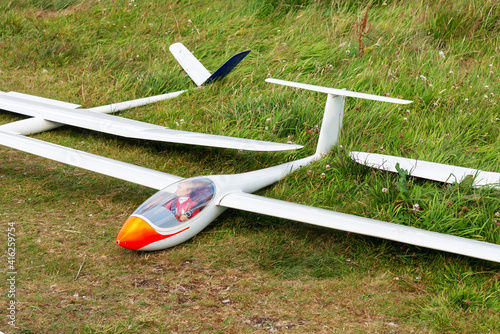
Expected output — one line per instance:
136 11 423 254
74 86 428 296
315 94 345 156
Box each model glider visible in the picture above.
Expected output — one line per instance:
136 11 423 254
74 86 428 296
350 152 500 189
1 78 499 263
0 43 298 152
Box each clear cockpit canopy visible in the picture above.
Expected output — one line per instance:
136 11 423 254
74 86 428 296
131 177 216 230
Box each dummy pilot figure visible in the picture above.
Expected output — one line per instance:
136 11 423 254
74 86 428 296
164 181 200 222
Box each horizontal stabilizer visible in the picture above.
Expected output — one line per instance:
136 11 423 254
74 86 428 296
0 93 302 151
0 130 182 190
266 78 412 104
350 151 500 189
219 192 500 263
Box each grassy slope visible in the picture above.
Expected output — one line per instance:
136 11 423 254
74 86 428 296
0 0 499 333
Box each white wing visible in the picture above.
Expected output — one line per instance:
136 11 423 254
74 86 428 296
350 151 500 189
2 91 81 109
0 92 302 152
266 78 413 104
219 192 500 263
0 130 182 190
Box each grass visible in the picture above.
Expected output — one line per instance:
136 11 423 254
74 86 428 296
0 0 499 332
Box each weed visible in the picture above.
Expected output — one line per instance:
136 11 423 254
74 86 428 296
395 163 412 202
354 5 372 56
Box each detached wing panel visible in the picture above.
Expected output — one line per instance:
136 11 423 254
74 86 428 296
350 152 500 189
0 93 302 151
0 130 182 190
219 192 500 263
3 91 81 109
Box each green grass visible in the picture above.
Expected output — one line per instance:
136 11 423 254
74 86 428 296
1 0 499 333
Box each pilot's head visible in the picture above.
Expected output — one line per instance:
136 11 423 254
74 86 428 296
176 181 193 197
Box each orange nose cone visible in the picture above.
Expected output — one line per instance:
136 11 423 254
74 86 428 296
116 216 163 250
116 216 190 250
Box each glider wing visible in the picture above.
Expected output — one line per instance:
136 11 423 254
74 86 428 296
2 91 81 109
0 92 302 151
218 192 500 263
350 151 500 189
0 130 182 190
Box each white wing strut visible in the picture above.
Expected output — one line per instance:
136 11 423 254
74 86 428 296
0 130 182 190
350 152 500 189
219 192 500 263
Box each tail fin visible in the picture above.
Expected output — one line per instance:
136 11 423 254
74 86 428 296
266 78 412 156
169 43 250 86
204 50 251 84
